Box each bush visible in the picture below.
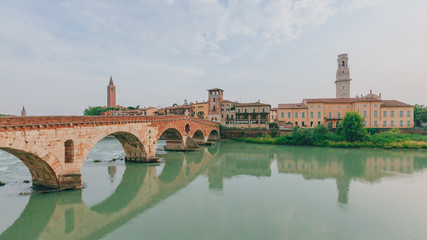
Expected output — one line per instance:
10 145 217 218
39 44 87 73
313 124 329 144
292 127 313 145
340 111 368 142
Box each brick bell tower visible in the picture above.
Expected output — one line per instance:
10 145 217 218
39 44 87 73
107 76 116 107
335 53 351 98
207 88 223 122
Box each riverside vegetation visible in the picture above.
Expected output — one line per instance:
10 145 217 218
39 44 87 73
234 112 427 150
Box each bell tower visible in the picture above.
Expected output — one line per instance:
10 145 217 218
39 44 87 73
107 76 116 107
335 53 351 98
207 88 223 122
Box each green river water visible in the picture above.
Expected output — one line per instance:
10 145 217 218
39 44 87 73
0 138 427 240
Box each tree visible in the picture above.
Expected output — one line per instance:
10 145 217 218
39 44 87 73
414 104 427 127
340 111 368 142
313 124 329 143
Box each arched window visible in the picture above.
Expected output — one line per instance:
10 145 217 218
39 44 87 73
341 61 345 67
65 140 74 163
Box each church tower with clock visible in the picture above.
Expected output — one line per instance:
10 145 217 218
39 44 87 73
335 53 351 98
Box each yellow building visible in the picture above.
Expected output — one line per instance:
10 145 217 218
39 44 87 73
235 102 271 128
277 54 414 129
278 97 413 129
191 101 209 120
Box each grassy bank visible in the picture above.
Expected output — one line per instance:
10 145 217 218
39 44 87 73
233 129 427 150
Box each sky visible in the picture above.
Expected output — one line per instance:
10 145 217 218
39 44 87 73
0 0 426 116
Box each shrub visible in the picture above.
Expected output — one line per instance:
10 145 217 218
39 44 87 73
341 111 368 142
313 124 329 144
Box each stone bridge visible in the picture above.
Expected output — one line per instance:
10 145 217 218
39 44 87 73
0 115 220 190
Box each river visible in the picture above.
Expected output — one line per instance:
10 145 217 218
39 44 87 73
0 138 427 240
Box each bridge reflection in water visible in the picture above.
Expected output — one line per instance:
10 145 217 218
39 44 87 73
1 142 427 240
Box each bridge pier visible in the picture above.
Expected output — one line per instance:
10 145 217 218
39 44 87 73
57 173 82 190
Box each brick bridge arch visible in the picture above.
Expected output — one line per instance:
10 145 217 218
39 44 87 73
0 115 219 190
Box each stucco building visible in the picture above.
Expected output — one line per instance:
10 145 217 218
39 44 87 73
276 54 414 129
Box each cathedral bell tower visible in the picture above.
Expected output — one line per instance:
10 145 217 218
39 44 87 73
335 54 351 98
107 76 116 107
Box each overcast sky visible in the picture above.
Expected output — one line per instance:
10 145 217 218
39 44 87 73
1 0 426 116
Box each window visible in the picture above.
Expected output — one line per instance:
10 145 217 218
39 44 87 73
338 112 341 119
65 140 74 163
213 98 215 102
328 112 332 119
253 108 256 113
281 112 284 118
338 105 341 108
364 104 367 107
318 112 321 118
383 121 387 127
407 121 410 127
302 112 305 118
295 121 298 126
374 111 378 117
363 111 367 117
400 111 403 117
407 111 411 117
310 112 314 118
262 108 265 112
391 111 394 117
347 105 349 108
391 121 394 127
238 109 240 113
310 105 314 108
374 121 377 127
318 105 321 108
374 104 377 107
318 121 321 125
310 121 313 127
400 121 403 127
364 121 367 126
329 105 331 108
383 111 387 117
295 112 298 118
244 109 247 113
302 122 305 127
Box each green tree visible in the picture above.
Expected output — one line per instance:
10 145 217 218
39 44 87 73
292 126 313 145
340 111 368 142
313 124 329 143
414 104 427 127
83 106 121 115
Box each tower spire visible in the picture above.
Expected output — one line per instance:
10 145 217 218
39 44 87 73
109 75 114 86
21 106 26 117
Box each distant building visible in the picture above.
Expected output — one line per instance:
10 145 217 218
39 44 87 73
21 106 26 117
107 76 116 107
270 108 277 124
165 100 192 116
191 101 209 120
101 107 158 116
277 54 414 129
234 102 271 128
208 88 224 122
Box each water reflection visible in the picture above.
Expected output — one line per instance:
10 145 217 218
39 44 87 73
0 142 426 240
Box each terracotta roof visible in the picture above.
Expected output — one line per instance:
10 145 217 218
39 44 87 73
278 103 307 109
381 100 413 107
235 102 271 107
270 108 278 111
165 104 191 109
303 97 382 104
192 101 208 105
207 88 223 91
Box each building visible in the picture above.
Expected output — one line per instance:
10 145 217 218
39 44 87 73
191 101 209 120
270 108 277 124
21 106 26 117
235 102 271 128
220 100 237 126
107 76 116 107
101 107 159 116
208 88 223 122
165 100 192 116
277 54 414 129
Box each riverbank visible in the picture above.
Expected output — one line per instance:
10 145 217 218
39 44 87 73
232 129 427 150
